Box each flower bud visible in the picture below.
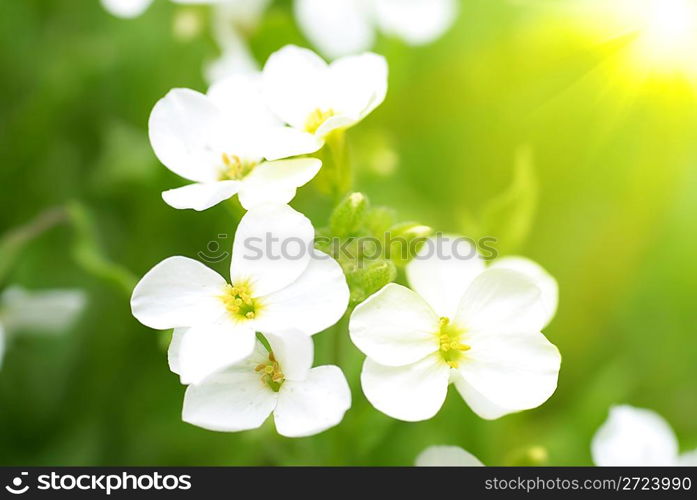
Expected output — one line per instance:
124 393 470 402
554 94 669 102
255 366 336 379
385 222 433 267
348 259 397 304
330 192 369 237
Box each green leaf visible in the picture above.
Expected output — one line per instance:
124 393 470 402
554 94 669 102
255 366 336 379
66 201 137 296
479 145 538 254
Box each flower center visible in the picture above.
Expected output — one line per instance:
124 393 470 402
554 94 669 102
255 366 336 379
255 353 285 392
219 153 257 180
220 282 261 321
304 108 335 134
437 317 470 368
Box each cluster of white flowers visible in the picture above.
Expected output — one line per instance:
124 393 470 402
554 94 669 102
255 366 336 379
150 45 386 211
132 204 352 435
103 0 695 465
102 0 457 83
132 45 383 435
131 43 565 439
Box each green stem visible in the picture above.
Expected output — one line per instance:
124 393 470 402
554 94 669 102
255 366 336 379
321 130 351 201
66 200 138 296
331 313 345 367
0 207 68 285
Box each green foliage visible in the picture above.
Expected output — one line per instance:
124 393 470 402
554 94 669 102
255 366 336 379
461 146 538 255
1 0 696 467
66 201 137 296
319 193 431 303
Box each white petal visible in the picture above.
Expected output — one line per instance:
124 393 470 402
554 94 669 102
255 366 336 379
182 353 277 432
230 204 314 296
455 267 548 334
450 372 510 420
264 330 314 382
0 287 86 333
168 329 186 377
260 128 323 161
678 449 697 466
415 446 484 466
327 52 388 123
162 181 241 211
237 158 321 209
374 0 458 45
361 355 450 422
349 283 439 366
262 45 329 130
148 88 226 183
313 114 357 138
294 0 375 59
207 74 279 129
101 0 152 18
177 319 257 385
255 251 349 335
406 235 486 318
490 256 558 328
454 330 560 419
591 406 679 466
131 256 227 330
274 365 351 437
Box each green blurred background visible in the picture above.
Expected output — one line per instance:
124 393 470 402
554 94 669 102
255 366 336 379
1 0 696 465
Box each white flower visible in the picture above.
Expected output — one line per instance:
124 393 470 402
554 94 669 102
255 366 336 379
262 45 387 142
349 235 561 422
101 0 153 18
294 0 458 58
592 405 697 466
205 26 259 84
415 445 484 466
205 0 273 83
131 204 350 385
180 329 351 437
149 74 324 211
0 287 86 369
102 0 269 21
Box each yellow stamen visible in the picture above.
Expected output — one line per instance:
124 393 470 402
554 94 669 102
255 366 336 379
220 282 261 321
304 108 335 134
219 153 257 180
257 353 285 392
437 316 469 368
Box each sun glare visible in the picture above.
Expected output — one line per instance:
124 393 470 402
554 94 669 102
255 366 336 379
609 0 697 76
